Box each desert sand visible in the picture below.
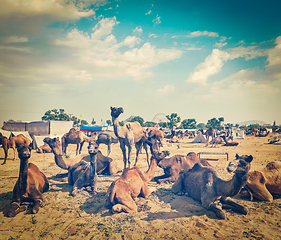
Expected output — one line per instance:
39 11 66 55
1 133 281 240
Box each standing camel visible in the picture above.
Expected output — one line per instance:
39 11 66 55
10 134 31 160
110 107 149 169
96 132 119 156
61 128 97 155
0 133 10 165
204 127 217 147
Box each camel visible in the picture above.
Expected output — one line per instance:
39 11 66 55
203 127 217 147
105 138 170 213
242 161 281 201
154 152 212 183
268 134 281 144
8 146 49 217
221 135 239 146
96 132 119 156
44 137 119 175
255 131 270 137
10 134 31 160
0 133 10 165
61 128 97 155
68 141 99 196
110 107 149 169
36 143 52 153
147 129 167 148
171 153 253 219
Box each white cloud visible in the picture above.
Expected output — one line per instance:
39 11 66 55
228 46 267 60
4 36 28 43
149 34 157 38
157 84 175 95
0 0 97 20
121 36 141 48
92 17 119 40
152 15 161 25
133 27 143 35
187 49 230 84
145 10 151 15
187 31 219 38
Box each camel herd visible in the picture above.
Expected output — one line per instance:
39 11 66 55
1 106 281 220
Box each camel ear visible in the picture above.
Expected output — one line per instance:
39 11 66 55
110 106 113 110
245 155 253 163
235 153 239 159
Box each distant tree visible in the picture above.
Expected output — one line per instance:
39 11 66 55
206 117 224 130
166 113 181 129
41 109 88 126
119 121 124 126
197 123 206 130
106 120 112 126
181 119 197 129
130 116 144 126
144 121 156 127
158 122 168 128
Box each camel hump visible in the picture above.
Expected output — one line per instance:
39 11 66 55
248 171 266 184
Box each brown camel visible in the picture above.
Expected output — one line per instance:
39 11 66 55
10 134 31 160
221 135 239 146
96 132 119 156
243 161 281 201
172 153 253 219
61 128 97 155
36 143 52 153
0 133 10 165
154 152 212 183
110 107 149 169
68 141 99 196
106 144 170 213
8 146 49 217
203 127 217 147
44 137 119 175
255 131 270 137
147 129 167 148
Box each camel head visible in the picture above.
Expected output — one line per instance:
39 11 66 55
88 141 99 155
18 146 31 159
43 137 62 155
154 150 170 163
110 106 124 118
227 154 253 173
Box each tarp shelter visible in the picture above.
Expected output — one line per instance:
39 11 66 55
80 125 107 132
192 131 207 143
0 129 12 138
32 135 64 148
231 127 245 139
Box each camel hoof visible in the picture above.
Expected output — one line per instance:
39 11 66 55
216 211 226 219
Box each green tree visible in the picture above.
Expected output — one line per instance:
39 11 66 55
166 113 181 129
197 123 206 129
206 117 224 130
181 119 197 129
106 120 112 126
130 116 144 126
144 121 156 127
158 122 168 128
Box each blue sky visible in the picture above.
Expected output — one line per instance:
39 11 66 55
0 0 281 126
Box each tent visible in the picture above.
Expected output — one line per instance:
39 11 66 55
0 129 12 138
32 135 64 149
231 127 245 139
11 131 33 142
192 131 207 143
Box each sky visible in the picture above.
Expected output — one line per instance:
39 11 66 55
1 0 281 126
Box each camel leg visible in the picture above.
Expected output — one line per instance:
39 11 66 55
111 197 137 214
220 197 248 215
63 143 68 155
205 136 209 147
127 144 132 168
140 184 150 198
32 199 43 214
8 202 27 217
76 143 80 155
208 202 225 219
107 144 111 156
171 175 184 194
143 142 149 167
134 142 142 166
13 147 16 160
1 143 8 164
120 141 127 169
79 142 85 154
71 177 87 196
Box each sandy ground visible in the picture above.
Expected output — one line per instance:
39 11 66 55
1 133 281 240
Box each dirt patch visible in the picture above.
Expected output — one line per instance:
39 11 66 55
1 133 281 239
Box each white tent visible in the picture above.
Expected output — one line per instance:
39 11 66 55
0 129 11 138
11 131 33 142
32 135 64 148
192 131 207 143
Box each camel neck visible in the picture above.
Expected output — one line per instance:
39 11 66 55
19 157 29 192
112 116 125 138
145 158 158 182
55 155 68 170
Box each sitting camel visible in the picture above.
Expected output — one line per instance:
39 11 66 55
61 128 97 155
172 153 253 219
8 146 49 217
10 134 31 160
36 143 52 153
221 135 239 146
0 133 10 165
255 131 270 137
154 152 212 183
96 132 119 156
68 141 100 196
106 137 170 213
44 137 119 175
110 107 149 169
243 161 281 201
